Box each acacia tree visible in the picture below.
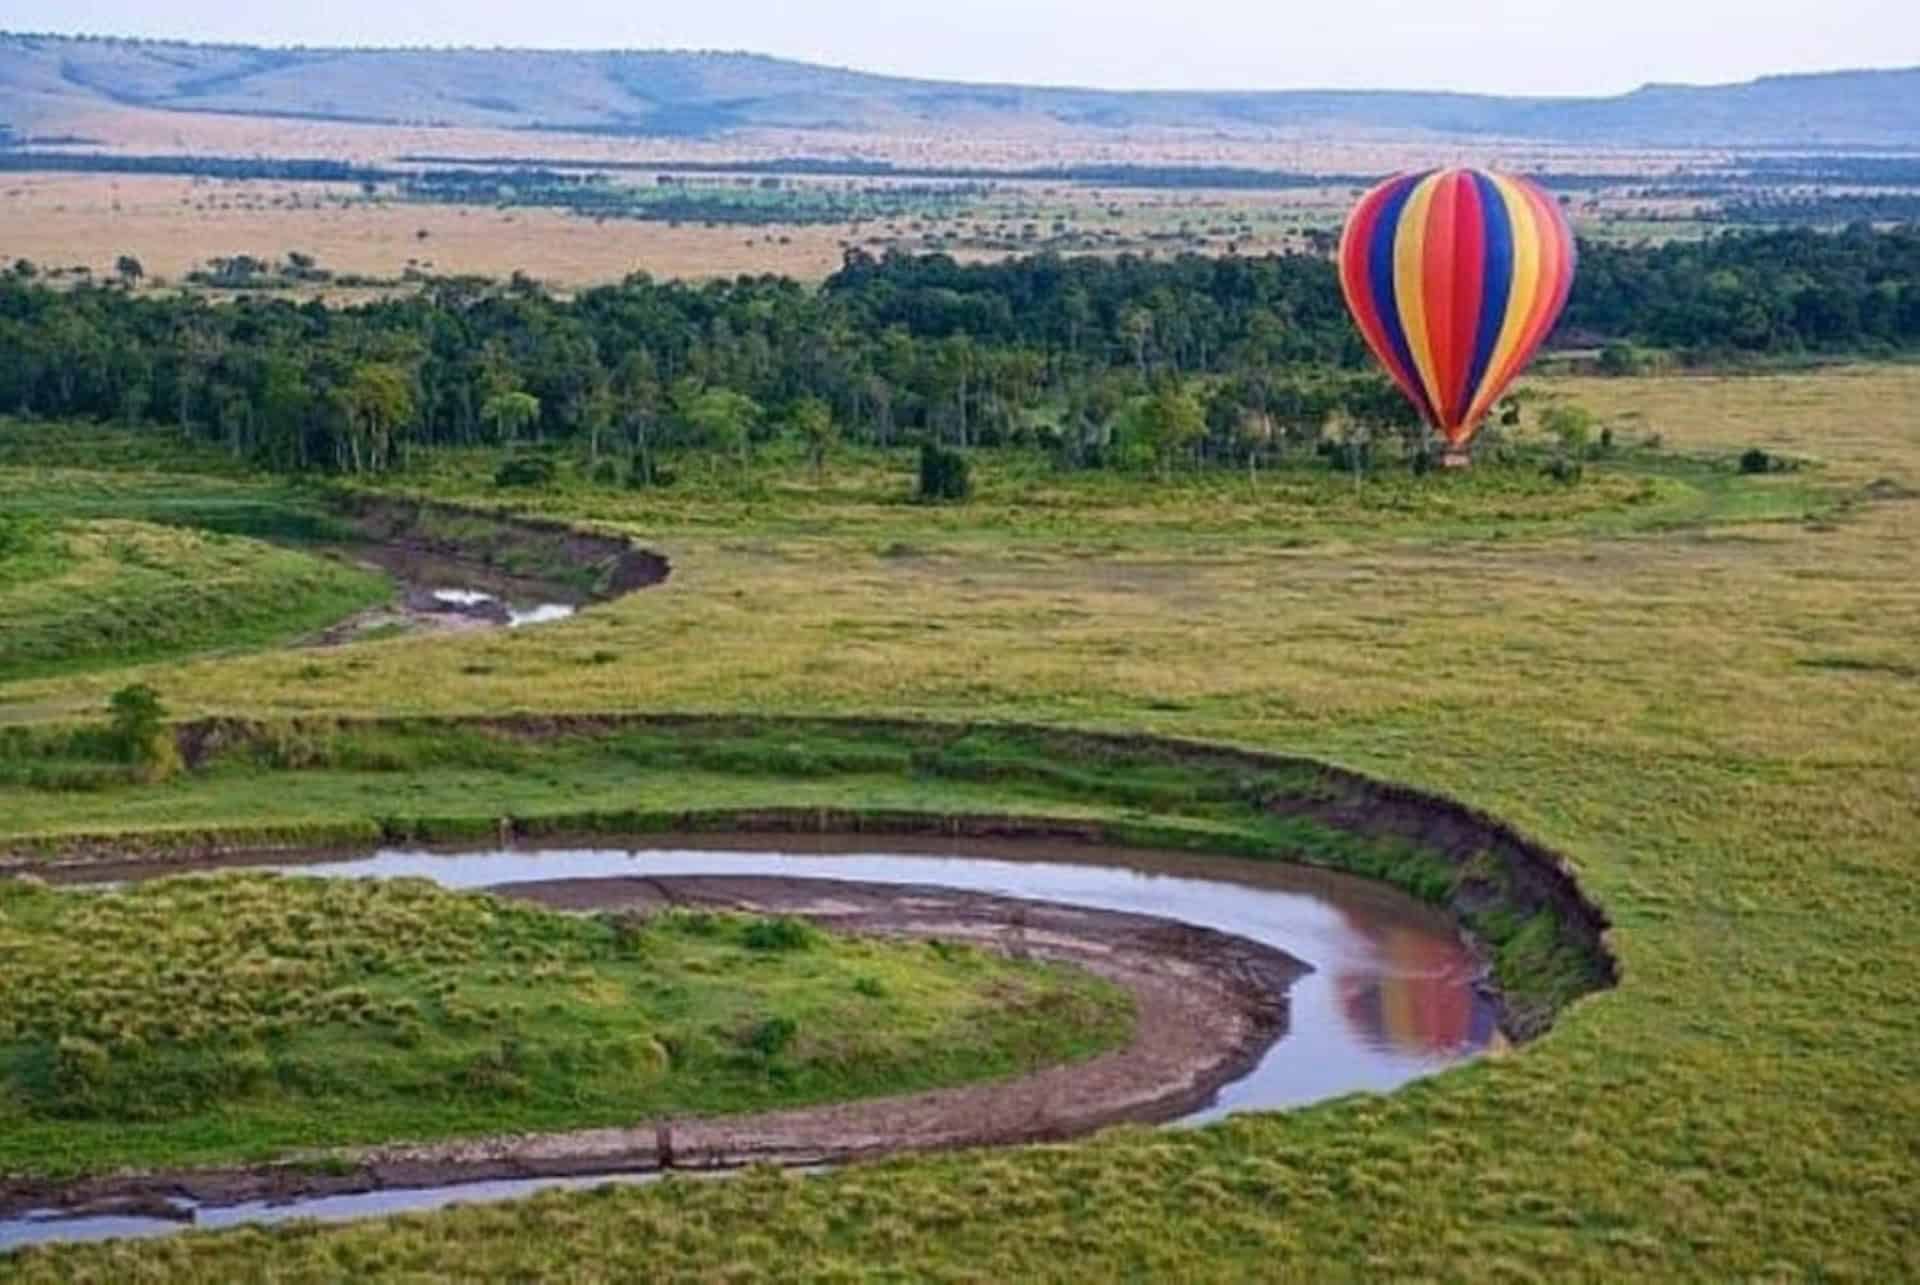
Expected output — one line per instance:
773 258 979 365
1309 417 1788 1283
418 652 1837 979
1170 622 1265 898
480 390 541 446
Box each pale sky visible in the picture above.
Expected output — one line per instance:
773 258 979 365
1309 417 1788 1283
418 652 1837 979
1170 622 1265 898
12 0 1919 96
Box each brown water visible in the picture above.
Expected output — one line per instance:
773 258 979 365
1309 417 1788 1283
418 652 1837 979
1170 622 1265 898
1 837 1497 1252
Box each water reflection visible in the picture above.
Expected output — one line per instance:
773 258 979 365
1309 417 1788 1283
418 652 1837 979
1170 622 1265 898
1334 921 1499 1057
428 587 576 628
8 838 1501 1250
245 839 1500 1112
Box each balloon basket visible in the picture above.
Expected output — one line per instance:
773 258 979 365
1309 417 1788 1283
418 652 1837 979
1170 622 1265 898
1440 449 1472 470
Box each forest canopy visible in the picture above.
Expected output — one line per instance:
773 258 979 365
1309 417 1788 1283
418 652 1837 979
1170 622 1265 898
1 223 1915 475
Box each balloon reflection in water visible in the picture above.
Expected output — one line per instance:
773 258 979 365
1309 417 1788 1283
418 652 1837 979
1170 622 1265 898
1335 921 1500 1057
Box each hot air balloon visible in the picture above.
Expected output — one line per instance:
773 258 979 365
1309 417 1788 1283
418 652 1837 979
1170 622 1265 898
1337 168 1575 467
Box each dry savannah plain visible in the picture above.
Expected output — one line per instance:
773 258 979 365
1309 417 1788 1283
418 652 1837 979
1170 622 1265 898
1 27 1919 1284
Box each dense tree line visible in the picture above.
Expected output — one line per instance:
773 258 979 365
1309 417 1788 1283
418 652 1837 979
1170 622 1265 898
401 170 985 226
1565 223 1920 351
1718 194 1920 227
0 151 390 182
1 224 1916 476
404 153 1370 189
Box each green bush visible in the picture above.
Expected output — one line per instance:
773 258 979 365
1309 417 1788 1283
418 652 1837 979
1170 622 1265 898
107 684 180 781
745 1016 798 1057
1597 342 1648 376
742 916 820 951
916 442 973 502
0 511 47 560
493 455 557 488
1740 447 1774 474
1542 455 1585 486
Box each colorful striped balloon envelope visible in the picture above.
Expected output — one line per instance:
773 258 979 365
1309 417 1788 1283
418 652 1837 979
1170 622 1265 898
1337 169 1576 463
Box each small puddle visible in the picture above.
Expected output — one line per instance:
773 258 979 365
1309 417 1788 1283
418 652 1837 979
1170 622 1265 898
428 587 575 628
4 838 1497 1251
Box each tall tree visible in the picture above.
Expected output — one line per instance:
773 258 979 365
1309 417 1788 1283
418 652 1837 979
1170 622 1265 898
339 363 416 474
789 397 838 481
686 388 762 481
480 391 541 446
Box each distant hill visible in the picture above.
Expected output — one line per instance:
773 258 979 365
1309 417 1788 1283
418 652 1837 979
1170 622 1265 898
5 32 1920 148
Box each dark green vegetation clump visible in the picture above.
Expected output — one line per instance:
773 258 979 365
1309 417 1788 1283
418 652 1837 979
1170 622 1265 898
0 874 1131 1178
915 441 973 502
493 455 558 489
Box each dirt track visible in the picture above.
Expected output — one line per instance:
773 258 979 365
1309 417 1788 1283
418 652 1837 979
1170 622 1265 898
0 875 1307 1220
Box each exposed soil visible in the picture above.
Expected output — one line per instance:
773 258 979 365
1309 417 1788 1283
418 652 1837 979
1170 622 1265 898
300 494 671 646
336 494 671 597
0 876 1308 1220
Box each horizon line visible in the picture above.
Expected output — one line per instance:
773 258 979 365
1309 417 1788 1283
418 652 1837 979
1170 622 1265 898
4 28 1917 103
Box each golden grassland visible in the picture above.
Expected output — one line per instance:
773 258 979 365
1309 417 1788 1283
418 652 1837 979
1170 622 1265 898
44 101 1725 174
0 170 1360 290
1 164 1680 290
0 174 854 288
0 367 1917 1277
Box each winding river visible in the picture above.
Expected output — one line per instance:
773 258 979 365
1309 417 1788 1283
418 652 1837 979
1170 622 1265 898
2 836 1499 1252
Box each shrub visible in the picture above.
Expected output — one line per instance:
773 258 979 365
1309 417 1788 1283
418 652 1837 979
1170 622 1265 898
1541 403 1594 455
494 455 557 488
745 1016 797 1057
1542 455 1585 485
1597 342 1647 376
1740 447 1774 474
916 442 972 502
0 512 46 560
742 916 820 951
590 459 620 486
107 684 180 782
626 458 675 489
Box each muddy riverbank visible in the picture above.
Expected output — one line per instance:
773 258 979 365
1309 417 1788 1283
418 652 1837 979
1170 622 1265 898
6 715 1615 1040
0 875 1306 1222
302 494 670 645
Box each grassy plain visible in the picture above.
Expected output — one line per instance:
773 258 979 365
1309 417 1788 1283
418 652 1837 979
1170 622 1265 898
0 172 1334 290
0 873 1128 1178
0 173 859 289
0 165 1690 290
34 98 1720 173
0 517 387 683
2 367 1918 1277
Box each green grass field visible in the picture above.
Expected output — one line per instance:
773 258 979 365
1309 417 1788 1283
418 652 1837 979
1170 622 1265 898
0 517 389 682
1 366 1918 1278
0 873 1129 1179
